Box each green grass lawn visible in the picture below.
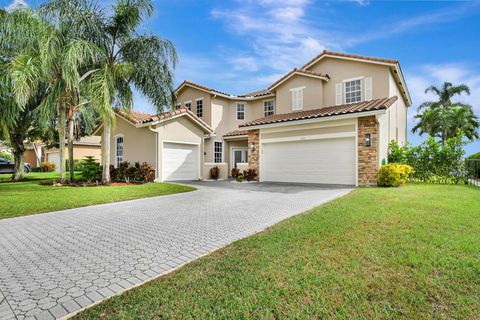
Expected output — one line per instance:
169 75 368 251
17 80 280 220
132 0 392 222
0 172 194 220
74 183 480 320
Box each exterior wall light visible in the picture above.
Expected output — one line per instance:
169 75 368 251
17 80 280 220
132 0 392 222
365 133 371 147
251 142 256 151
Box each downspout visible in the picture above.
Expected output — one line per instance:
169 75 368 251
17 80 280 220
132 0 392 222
148 126 160 181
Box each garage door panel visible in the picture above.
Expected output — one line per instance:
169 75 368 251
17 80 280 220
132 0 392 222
262 137 355 185
163 143 198 181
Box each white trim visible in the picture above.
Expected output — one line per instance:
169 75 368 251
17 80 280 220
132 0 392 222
184 100 192 104
354 120 359 187
261 131 356 144
113 134 124 168
263 99 275 116
236 102 246 120
289 86 306 91
161 140 202 182
213 140 224 163
342 76 364 83
241 110 386 130
344 78 362 104
195 97 203 101
135 112 213 134
223 135 248 140
204 162 227 165
290 86 304 111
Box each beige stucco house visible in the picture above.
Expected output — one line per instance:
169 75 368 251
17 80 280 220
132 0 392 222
99 50 411 186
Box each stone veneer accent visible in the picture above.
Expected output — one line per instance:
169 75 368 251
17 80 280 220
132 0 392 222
358 116 378 186
248 129 260 180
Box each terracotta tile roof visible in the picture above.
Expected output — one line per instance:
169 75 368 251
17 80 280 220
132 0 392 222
75 136 101 146
118 108 213 132
177 80 232 97
269 68 330 90
239 89 272 98
240 96 398 128
223 129 249 138
302 50 398 69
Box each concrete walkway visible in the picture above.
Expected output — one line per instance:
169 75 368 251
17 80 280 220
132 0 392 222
0 181 352 319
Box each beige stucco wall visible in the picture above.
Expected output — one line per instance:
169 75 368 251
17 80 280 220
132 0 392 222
388 72 408 146
176 86 212 126
155 116 205 180
72 145 101 161
109 116 156 167
273 75 324 114
307 58 390 107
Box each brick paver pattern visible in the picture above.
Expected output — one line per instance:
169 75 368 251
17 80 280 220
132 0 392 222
0 182 352 319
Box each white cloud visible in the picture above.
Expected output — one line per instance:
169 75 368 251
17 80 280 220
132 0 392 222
5 0 28 11
347 0 370 6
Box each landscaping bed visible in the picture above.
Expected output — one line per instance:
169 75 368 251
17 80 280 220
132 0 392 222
74 183 480 319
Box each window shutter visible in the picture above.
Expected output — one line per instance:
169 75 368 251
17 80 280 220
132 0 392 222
364 77 372 101
292 90 297 110
298 89 303 109
335 83 342 105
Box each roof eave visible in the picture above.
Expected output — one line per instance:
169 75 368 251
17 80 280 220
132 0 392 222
135 112 214 134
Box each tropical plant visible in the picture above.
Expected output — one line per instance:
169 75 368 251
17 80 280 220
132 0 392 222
85 0 177 184
413 82 479 144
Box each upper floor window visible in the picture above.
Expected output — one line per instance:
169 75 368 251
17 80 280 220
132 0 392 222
264 100 275 116
115 135 124 167
290 86 305 111
344 79 362 103
196 99 203 117
175 103 181 110
214 141 223 163
185 101 192 111
236 103 245 120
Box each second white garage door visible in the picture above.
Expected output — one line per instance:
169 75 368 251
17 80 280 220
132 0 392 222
261 137 356 185
162 142 199 181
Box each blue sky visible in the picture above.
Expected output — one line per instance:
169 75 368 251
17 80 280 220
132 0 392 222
3 0 480 155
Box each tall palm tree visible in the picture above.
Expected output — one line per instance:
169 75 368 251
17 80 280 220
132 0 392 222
87 0 177 184
413 82 478 144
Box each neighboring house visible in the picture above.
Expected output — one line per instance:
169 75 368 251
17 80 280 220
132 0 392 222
99 50 411 186
24 136 102 170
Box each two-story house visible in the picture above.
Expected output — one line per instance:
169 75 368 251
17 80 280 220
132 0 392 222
98 51 410 186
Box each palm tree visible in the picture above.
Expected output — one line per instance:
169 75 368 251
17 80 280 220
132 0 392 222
86 0 177 184
413 82 478 144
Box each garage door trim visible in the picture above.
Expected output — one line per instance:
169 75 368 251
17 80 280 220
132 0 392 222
161 140 201 182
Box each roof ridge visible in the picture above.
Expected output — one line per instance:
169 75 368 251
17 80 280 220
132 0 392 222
301 50 399 69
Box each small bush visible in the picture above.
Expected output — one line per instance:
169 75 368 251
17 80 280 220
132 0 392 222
236 174 244 182
80 156 101 182
243 169 258 182
210 166 220 180
0 151 12 161
31 166 42 172
40 162 55 172
65 159 83 171
231 168 240 179
378 164 414 187
111 161 155 183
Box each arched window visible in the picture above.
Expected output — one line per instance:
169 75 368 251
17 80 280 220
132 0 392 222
115 135 124 167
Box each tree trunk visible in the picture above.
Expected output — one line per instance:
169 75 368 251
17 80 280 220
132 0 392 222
12 144 25 182
67 116 75 183
102 120 111 184
58 105 66 184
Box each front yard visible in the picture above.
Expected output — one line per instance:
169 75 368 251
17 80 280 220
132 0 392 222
0 172 194 220
75 183 480 319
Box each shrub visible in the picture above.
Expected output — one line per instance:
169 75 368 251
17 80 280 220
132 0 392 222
210 166 220 180
236 174 244 182
378 164 414 187
0 151 12 161
110 161 155 183
40 162 55 172
243 169 258 182
79 156 101 182
65 159 83 171
231 168 240 179
31 166 42 172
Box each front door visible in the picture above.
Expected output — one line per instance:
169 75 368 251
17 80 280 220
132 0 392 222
231 148 248 169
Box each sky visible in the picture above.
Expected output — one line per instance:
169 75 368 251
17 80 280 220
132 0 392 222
3 0 480 155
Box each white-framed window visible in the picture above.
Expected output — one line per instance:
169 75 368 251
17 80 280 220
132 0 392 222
290 86 305 111
185 101 192 111
196 98 203 117
214 141 223 163
264 100 275 116
236 103 245 120
115 135 124 167
344 79 362 103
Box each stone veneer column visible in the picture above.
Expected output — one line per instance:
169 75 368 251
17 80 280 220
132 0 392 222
358 116 378 186
248 129 260 180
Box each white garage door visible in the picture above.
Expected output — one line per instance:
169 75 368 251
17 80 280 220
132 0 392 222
162 142 199 181
262 137 356 185
47 152 61 172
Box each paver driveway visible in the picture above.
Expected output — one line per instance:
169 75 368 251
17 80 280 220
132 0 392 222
0 181 352 319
